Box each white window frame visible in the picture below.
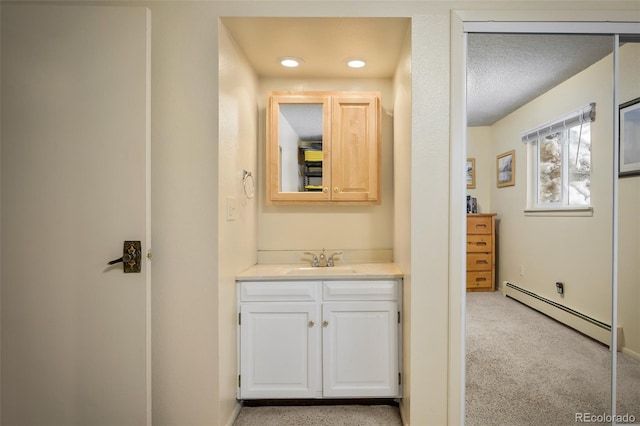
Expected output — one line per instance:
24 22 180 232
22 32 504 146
534 125 591 208
524 105 595 216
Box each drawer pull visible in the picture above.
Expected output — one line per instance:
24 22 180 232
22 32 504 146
475 242 487 246
475 224 487 229
475 277 487 282
476 260 489 265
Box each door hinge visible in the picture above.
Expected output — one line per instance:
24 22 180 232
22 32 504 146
398 311 401 324
238 313 241 326
399 372 402 385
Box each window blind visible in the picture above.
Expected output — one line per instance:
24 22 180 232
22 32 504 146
521 103 596 143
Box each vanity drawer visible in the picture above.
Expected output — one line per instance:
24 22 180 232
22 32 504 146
467 272 493 290
467 253 492 271
323 280 399 301
467 215 492 234
239 281 320 302
466 235 492 253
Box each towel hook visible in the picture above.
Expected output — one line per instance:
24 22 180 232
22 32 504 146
242 169 255 199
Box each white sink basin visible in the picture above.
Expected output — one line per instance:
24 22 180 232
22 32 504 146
286 265 357 275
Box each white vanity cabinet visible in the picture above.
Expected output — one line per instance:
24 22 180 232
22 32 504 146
237 279 402 400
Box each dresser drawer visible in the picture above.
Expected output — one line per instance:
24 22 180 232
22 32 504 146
467 235 492 253
467 272 493 289
467 253 492 271
467 215 492 234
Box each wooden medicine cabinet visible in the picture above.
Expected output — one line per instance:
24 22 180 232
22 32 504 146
266 91 381 205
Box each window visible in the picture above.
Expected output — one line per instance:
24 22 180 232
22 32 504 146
523 103 595 210
536 123 591 207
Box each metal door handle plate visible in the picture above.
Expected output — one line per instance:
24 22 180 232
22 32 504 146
108 241 142 273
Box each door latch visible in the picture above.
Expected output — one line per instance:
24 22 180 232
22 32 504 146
108 241 142 273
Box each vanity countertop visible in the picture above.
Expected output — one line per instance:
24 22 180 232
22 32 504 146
236 262 403 281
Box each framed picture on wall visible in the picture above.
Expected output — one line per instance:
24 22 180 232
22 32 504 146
466 158 476 189
496 150 515 188
619 97 640 177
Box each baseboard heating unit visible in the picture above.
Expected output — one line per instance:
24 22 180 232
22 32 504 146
503 282 615 349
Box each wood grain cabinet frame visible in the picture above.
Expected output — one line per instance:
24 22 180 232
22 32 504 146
266 91 381 205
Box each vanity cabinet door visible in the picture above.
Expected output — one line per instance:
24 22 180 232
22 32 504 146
322 301 399 397
239 303 321 399
331 94 380 202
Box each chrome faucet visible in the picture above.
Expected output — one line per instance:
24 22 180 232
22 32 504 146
304 251 319 267
318 249 327 267
304 249 343 267
327 251 343 267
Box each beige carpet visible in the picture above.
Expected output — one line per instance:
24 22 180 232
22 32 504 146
466 292 640 426
233 404 402 426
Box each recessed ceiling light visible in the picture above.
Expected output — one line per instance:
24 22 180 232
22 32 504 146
280 57 302 68
347 59 366 69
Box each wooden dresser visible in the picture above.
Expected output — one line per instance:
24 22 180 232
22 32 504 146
466 214 496 292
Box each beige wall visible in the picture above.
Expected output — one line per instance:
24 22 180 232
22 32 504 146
218 21 260 423
408 13 452 425
467 127 493 213
392 26 412 424
256 78 395 253
489 41 615 323
1 2 639 426
147 3 221 424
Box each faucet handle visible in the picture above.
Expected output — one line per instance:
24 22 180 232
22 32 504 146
327 251 343 267
304 251 319 267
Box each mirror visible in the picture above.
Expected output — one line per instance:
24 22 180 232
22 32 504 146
465 32 618 425
615 35 640 423
278 103 324 192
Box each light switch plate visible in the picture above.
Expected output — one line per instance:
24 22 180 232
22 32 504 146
226 196 236 221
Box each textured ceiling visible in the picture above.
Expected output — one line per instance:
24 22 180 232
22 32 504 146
467 33 614 126
221 18 615 127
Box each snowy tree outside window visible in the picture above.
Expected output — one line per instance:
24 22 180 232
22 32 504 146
535 122 591 207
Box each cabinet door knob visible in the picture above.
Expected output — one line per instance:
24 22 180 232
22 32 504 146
333 187 339 193
308 321 315 327
322 320 329 327
323 187 328 193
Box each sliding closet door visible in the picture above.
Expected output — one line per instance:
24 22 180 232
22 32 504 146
463 24 640 426
615 35 640 423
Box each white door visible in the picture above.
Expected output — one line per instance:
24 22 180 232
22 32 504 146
322 302 399 397
2 4 151 425
240 303 320 398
